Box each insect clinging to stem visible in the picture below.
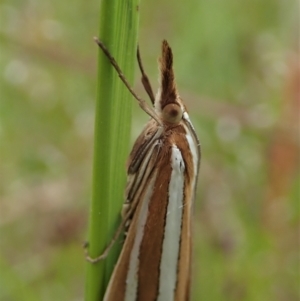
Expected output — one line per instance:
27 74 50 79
86 38 200 301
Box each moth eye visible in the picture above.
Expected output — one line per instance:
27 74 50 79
162 103 183 124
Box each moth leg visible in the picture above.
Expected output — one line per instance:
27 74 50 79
84 200 138 263
137 46 155 104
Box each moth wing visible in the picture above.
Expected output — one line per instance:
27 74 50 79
126 119 161 174
123 120 162 220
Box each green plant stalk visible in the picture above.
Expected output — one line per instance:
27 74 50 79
85 0 140 300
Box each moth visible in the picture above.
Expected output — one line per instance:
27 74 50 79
88 38 200 301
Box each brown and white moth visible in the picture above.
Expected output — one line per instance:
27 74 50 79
89 39 200 301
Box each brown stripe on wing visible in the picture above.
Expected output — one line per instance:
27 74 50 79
171 126 196 301
137 140 173 301
175 178 193 301
104 144 162 301
103 213 137 301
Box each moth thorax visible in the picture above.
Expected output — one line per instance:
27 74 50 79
162 103 183 124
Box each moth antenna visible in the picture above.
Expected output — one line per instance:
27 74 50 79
137 46 155 104
94 37 162 126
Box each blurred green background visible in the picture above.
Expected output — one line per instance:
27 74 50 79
0 0 299 300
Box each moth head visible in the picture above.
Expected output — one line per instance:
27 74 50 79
162 103 183 124
155 40 184 124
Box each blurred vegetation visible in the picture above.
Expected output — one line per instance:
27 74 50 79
0 0 299 301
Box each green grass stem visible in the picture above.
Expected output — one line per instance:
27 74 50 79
85 1 140 300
